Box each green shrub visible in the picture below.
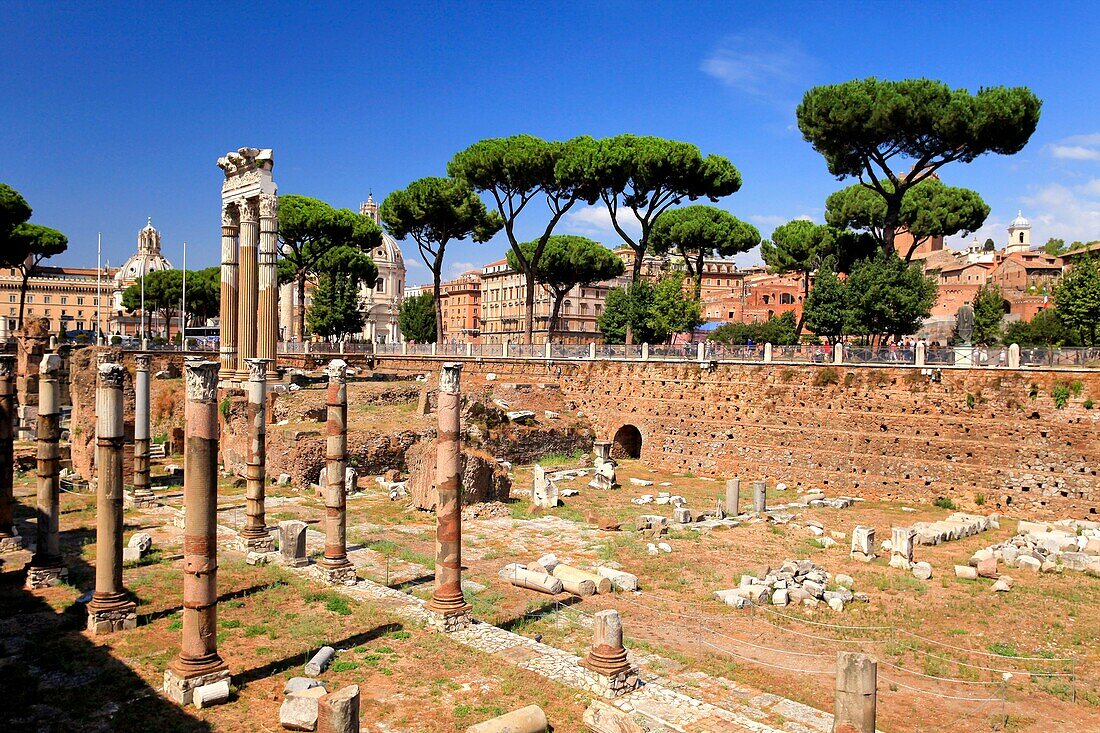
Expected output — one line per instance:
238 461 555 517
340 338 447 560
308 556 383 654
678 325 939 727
1085 399 1094 410
814 367 840 387
1052 384 1071 409
219 397 232 420
966 393 975 409
974 492 985 506
933 497 957 510
1070 380 1084 397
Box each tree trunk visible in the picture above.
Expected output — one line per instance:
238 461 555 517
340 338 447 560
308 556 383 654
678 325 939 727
882 198 902 256
523 271 535 345
432 276 443 344
17 268 29 330
296 275 307 341
795 271 809 336
549 290 565 339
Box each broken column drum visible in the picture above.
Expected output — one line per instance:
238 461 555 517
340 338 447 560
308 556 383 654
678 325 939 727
240 358 274 551
752 480 767 513
316 359 356 584
581 609 639 697
725 478 740 516
833 651 877 733
130 353 154 505
86 357 136 630
216 147 277 382
426 362 470 630
165 359 230 705
26 353 66 586
593 441 611 466
0 355 20 552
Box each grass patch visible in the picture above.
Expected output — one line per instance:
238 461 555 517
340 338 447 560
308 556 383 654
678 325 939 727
813 367 840 387
329 660 359 673
988 642 1019 657
932 496 957 510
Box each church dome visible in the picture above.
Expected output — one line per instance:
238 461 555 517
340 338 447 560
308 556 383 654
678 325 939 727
116 217 173 287
1009 210 1030 229
360 194 403 267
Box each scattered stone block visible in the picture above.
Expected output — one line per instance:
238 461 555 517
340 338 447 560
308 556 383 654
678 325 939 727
279 520 308 567
991 579 1012 593
672 507 691 524
281 686 328 731
850 526 876 562
128 532 153 553
284 677 324 694
912 562 933 580
835 574 854 588
595 566 638 592
194 679 230 709
975 556 998 579
629 477 653 486
499 564 563 594
1016 555 1041 572
466 704 547 733
954 565 978 580
317 684 360 733
657 542 672 553
305 646 335 676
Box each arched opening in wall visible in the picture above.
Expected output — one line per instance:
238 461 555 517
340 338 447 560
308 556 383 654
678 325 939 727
612 424 642 459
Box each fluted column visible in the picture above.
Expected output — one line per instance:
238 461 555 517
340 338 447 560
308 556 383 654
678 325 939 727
0 355 18 552
426 362 470 629
258 193 279 377
219 204 239 380
86 355 136 631
132 354 152 501
316 359 355 584
26 353 65 586
240 358 273 551
236 198 259 379
164 359 230 705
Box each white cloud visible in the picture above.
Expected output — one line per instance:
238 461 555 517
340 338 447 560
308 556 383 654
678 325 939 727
749 213 814 232
700 35 812 99
1021 183 1100 243
560 205 641 242
1047 133 1100 161
405 258 429 273
445 261 477 279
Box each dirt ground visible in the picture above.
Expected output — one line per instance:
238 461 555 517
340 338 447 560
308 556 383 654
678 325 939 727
5 377 1100 733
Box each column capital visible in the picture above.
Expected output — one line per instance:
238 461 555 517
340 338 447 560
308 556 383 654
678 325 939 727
237 198 258 223
440 362 462 394
184 359 220 403
221 202 239 228
96 350 119 366
245 357 272 382
259 193 278 219
134 353 153 372
97 362 125 389
326 358 347 383
40 353 62 376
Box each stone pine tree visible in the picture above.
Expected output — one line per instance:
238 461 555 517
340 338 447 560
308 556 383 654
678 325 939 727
121 267 220 341
825 178 990 261
648 205 759 298
305 246 378 341
277 195 381 340
843 252 937 345
563 135 743 283
449 135 592 344
797 78 1041 254
760 219 837 335
505 235 624 336
1054 256 1100 345
398 291 437 343
381 177 501 344
0 183 68 328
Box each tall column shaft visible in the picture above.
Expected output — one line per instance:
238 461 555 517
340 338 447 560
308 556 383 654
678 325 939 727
133 354 151 495
0 356 15 544
427 362 469 617
258 194 279 376
320 359 351 571
236 198 259 378
241 358 271 547
30 354 62 568
219 205 239 380
169 359 227 677
87 357 134 627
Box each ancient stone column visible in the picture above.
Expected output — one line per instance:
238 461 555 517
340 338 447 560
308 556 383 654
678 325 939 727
724 478 740 516
219 203 239 380
752 479 767 513
833 652 877 733
165 359 230 706
236 198 259 379
0 355 20 552
86 357 137 631
426 362 470 630
316 359 355 584
257 193 279 377
593 441 611 467
581 609 639 697
240 358 274 552
26 353 65 586
130 353 154 506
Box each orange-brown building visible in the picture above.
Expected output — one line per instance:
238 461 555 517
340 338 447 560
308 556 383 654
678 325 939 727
0 265 118 339
438 270 481 342
701 269 804 324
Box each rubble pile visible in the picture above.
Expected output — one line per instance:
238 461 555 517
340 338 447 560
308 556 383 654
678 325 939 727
981 519 1100 574
714 560 868 612
911 512 998 546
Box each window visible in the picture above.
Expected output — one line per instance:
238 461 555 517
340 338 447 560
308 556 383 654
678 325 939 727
26 295 33 303
77 297 85 305
376 278 384 293
779 293 794 305
7 296 13 303
43 296 51 304
1019 232 1025 243
61 296 68 305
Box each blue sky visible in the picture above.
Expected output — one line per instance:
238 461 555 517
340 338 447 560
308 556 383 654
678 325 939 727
3 1 1099 286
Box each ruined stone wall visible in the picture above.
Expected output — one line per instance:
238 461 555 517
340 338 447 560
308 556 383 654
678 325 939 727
376 358 1100 519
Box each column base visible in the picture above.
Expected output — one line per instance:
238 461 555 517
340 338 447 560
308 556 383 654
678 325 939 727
580 664 642 699
26 563 67 589
124 489 159 509
0 531 25 553
86 602 138 634
237 532 275 553
163 667 231 707
281 554 310 568
312 563 357 586
424 608 472 633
